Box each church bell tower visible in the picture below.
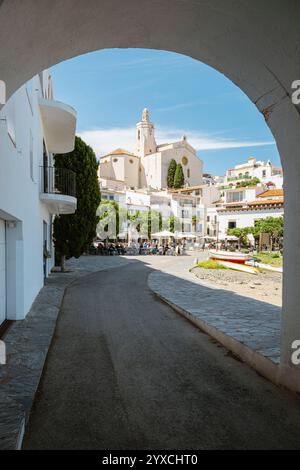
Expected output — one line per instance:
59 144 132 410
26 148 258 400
135 108 157 157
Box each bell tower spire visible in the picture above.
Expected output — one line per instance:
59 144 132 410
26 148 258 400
135 108 157 157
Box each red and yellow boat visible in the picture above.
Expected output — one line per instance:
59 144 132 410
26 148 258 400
209 249 253 264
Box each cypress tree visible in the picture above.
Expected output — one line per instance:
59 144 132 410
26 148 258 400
173 163 185 188
53 136 101 271
167 159 177 188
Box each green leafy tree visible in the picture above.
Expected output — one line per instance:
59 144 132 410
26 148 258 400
129 210 142 233
164 215 181 233
139 210 162 239
227 227 251 247
167 159 177 188
227 216 284 251
97 200 121 239
254 216 284 250
53 136 100 271
173 163 185 189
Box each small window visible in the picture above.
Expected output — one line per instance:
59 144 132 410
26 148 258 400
129 159 134 163
182 156 188 166
138 130 140 140
113 158 118 162
187 168 190 178
228 221 236 229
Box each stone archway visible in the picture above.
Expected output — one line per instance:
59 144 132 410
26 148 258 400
0 0 299 390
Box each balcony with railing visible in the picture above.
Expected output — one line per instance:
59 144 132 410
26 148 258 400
40 166 77 214
227 174 252 182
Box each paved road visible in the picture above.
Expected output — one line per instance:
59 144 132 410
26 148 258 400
23 259 300 449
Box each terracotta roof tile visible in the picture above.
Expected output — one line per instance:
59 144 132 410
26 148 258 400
248 198 284 206
258 189 284 198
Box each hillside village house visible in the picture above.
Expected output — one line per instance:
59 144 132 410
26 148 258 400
100 185 210 240
224 156 283 188
0 71 77 326
207 189 284 241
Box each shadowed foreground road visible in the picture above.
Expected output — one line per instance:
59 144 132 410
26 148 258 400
23 259 300 449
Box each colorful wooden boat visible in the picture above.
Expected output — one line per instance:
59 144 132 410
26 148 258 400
218 260 259 274
209 249 253 264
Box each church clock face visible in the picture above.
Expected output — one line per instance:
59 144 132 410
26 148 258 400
182 156 188 166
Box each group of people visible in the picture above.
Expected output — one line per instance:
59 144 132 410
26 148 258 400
90 239 185 256
138 240 184 256
90 242 126 256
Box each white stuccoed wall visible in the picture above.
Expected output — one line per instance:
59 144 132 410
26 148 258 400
217 208 284 239
0 75 54 320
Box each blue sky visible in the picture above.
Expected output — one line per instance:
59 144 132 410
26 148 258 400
51 48 281 175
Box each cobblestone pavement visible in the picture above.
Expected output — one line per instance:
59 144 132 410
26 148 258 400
144 253 281 365
148 272 281 363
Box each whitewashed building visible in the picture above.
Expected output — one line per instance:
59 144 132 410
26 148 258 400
216 189 284 239
224 156 283 188
98 184 220 240
0 71 77 326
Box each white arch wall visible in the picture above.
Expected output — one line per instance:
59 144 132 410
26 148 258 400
0 1 298 108
0 0 300 389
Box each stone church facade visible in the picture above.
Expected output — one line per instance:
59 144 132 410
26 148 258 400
98 109 203 190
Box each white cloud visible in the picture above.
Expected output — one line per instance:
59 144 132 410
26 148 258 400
79 127 136 156
78 126 275 158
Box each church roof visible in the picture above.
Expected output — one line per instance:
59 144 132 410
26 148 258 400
101 148 137 158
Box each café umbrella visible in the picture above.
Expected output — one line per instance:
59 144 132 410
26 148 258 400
151 230 174 238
